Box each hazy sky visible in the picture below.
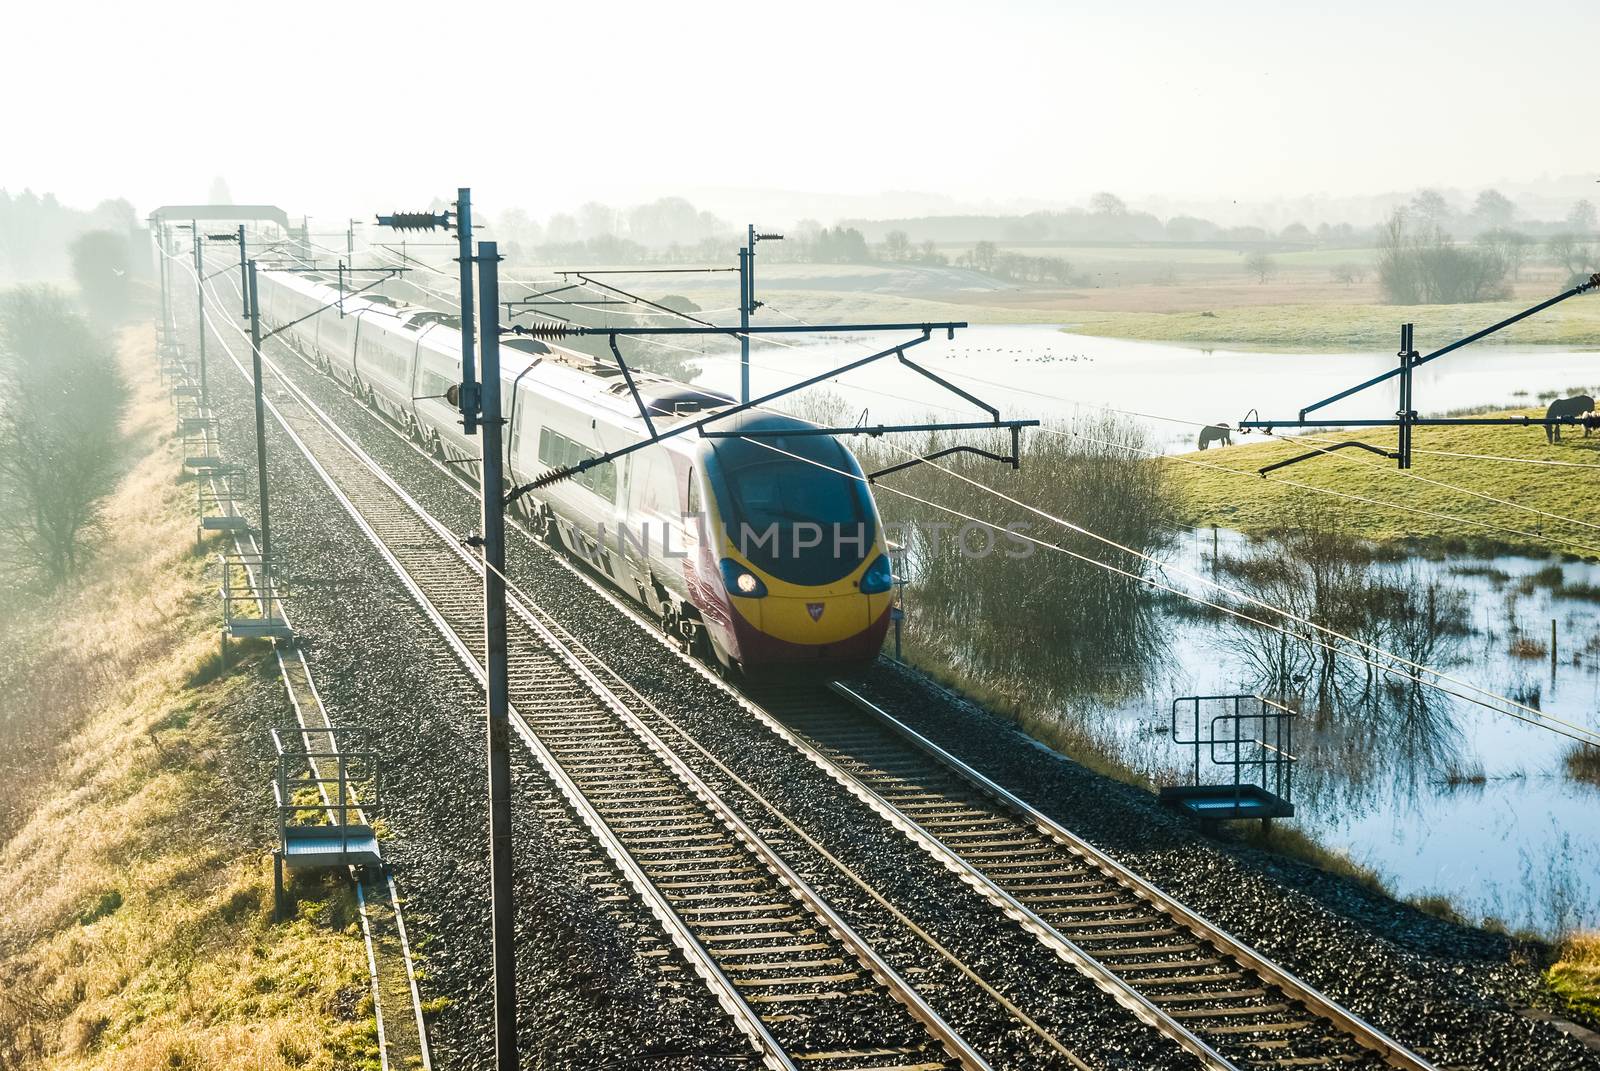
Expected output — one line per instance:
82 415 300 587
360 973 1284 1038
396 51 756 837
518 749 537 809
5 0 1594 221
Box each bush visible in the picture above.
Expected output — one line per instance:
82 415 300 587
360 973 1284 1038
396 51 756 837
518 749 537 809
67 229 133 323
857 414 1176 700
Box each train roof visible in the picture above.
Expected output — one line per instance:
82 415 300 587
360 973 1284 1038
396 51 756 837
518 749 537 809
259 266 741 433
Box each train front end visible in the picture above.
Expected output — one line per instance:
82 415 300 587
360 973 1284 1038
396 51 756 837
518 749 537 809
698 414 894 677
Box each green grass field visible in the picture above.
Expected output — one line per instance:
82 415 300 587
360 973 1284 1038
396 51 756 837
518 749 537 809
1062 299 1600 351
1173 412 1600 557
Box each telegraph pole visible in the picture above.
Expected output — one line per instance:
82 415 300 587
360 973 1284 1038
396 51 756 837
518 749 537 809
193 221 208 406
456 188 479 432
375 194 509 1069
475 240 518 1071
246 261 274 589
238 224 248 318
737 224 783 403
156 222 172 340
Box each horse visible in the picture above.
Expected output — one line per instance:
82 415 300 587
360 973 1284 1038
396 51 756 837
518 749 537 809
1197 423 1233 450
1545 394 1595 443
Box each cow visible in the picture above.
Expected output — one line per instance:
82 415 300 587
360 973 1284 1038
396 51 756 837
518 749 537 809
1545 394 1595 443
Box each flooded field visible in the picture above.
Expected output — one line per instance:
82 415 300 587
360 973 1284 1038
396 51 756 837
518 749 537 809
692 324 1600 452
1110 532 1600 937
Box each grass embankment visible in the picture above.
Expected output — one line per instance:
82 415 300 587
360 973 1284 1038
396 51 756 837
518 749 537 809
1061 297 1600 350
1549 933 1600 1029
1172 413 1600 558
0 326 376 1070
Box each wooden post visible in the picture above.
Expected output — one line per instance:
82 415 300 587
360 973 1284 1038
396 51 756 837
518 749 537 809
1552 618 1558 675
273 850 284 920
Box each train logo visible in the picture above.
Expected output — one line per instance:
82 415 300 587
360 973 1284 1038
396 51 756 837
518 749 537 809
807 602 825 622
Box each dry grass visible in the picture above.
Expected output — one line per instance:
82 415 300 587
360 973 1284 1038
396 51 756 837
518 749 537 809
1564 743 1600 786
1548 931 1600 1028
0 325 376 1071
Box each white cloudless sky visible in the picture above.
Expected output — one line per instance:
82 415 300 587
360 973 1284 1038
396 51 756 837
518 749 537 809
3 0 1593 220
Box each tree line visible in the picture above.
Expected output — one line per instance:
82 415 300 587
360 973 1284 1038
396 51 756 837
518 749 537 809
0 230 133 598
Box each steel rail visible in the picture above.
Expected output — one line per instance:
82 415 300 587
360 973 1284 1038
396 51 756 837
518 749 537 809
828 683 1437 1071
197 260 1433 1070
232 275 1097 1068
193 278 986 1070
196 305 797 1070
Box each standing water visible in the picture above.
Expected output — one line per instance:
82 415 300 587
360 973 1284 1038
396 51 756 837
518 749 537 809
693 327 1600 935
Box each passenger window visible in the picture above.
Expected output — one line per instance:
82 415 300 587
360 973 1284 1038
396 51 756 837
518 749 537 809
686 469 699 515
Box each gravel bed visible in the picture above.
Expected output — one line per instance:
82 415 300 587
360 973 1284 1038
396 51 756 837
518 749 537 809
228 327 1600 1069
184 313 746 1071
847 668 1600 1071
237 338 1207 1070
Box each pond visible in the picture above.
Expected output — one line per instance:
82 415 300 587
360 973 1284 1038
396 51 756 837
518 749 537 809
691 324 1600 452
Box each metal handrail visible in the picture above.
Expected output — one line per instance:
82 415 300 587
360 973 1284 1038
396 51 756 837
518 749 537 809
1171 693 1297 805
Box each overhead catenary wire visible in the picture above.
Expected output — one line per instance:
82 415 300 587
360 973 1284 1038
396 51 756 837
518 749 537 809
309 246 1600 556
724 430 1600 749
683 307 1600 743
907 354 1600 554
865 432 1600 745
170 243 1600 751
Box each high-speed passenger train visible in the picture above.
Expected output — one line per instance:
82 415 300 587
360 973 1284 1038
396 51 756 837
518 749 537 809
256 269 895 675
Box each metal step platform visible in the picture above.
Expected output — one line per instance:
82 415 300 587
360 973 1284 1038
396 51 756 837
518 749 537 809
197 469 252 537
1158 693 1296 828
181 419 225 473
270 725 384 917
218 551 292 643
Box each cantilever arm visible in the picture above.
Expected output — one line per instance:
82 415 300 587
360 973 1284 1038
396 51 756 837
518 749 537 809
1258 439 1398 477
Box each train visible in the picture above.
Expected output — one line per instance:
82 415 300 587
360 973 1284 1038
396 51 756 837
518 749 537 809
255 269 895 676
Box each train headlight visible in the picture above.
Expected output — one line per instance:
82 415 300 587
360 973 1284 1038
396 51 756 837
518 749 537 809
719 558 768 598
859 553 894 595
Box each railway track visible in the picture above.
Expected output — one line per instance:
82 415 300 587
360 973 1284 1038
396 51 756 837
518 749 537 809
743 682 1437 1071
188 284 995 1071
186 261 1442 1070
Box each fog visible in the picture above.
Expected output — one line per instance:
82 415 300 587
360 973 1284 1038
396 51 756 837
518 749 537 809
4 0 1595 227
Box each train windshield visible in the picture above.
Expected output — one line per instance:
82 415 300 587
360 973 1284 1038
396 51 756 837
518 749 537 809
712 434 876 586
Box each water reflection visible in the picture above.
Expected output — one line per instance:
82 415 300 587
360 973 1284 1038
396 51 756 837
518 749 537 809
911 520 1600 935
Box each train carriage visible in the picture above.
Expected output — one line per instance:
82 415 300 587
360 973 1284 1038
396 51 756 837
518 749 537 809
256 268 893 675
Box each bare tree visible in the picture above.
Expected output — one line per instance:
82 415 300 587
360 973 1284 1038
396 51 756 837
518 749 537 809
1089 191 1127 216
971 240 998 273
1243 251 1277 283
1478 228 1532 281
1567 199 1598 236
882 230 911 261
1378 212 1509 304
0 287 124 587
1330 262 1367 286
1409 188 1452 229
1546 233 1600 279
